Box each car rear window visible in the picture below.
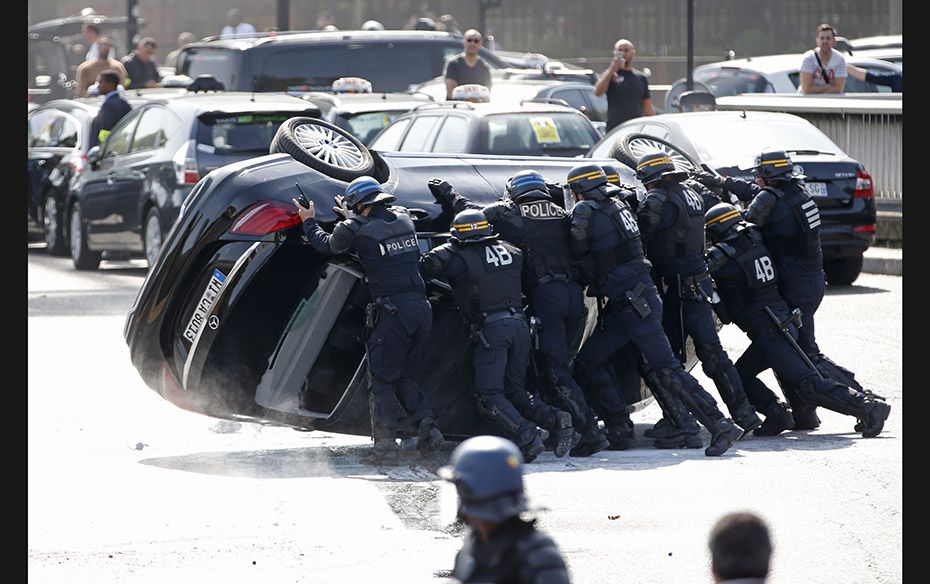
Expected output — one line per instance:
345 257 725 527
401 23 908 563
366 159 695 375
478 112 597 157
332 111 407 145
196 113 294 154
695 68 774 96
177 48 242 90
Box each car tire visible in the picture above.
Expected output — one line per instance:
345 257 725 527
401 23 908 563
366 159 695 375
69 202 101 270
42 193 68 256
824 254 863 286
143 207 163 268
609 144 638 170
270 117 375 182
618 133 700 174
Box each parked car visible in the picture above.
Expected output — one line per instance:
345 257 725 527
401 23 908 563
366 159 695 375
123 116 661 440
27 88 189 254
587 110 875 285
66 91 320 270
411 77 608 132
173 29 515 94
693 53 902 96
846 46 902 68
369 99 601 158
847 34 902 51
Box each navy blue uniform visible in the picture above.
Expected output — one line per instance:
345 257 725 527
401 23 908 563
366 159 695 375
452 517 570 584
304 204 435 442
638 179 759 430
706 224 889 437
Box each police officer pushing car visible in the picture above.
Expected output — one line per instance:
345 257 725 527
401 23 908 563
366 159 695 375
439 435 571 584
635 151 762 440
294 176 444 465
565 164 743 456
703 202 890 438
694 149 865 431
420 209 570 463
427 173 609 458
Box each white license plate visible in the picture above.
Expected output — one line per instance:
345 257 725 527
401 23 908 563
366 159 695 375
183 268 227 343
804 181 829 197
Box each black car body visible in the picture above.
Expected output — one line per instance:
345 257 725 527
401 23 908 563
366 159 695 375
67 91 320 269
123 117 666 439
174 30 513 94
588 110 876 285
300 90 436 145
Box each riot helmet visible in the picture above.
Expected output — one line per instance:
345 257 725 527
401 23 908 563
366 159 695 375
745 148 796 180
566 164 609 197
438 435 528 523
636 151 688 185
505 170 549 202
344 176 396 208
601 164 623 185
450 209 496 243
704 202 745 243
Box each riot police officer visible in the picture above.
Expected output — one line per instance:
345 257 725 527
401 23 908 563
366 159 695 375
565 164 743 456
704 202 890 437
635 152 762 442
694 149 864 431
601 163 641 211
438 435 571 584
419 209 571 462
427 173 609 457
295 176 444 465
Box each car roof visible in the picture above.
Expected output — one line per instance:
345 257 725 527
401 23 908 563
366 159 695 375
695 53 901 74
305 91 436 113
849 34 902 50
27 14 129 38
623 110 808 125
138 91 320 114
405 100 587 117
189 29 467 50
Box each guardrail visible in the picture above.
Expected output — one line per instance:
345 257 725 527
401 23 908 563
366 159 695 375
714 93 902 202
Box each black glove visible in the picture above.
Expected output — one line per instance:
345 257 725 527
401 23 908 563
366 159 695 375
545 180 564 201
427 178 456 206
693 171 725 189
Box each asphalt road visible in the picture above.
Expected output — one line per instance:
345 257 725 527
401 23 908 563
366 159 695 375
27 246 902 583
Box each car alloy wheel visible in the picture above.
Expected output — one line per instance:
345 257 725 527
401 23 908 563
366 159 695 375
620 133 700 174
43 194 68 256
144 208 163 268
69 202 101 270
270 117 375 182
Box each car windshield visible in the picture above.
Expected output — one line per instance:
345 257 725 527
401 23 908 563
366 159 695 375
333 110 408 145
198 113 294 154
694 68 774 96
478 112 596 157
682 117 846 165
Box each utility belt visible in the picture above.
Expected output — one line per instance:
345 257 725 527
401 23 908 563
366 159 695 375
365 291 424 328
663 270 711 301
535 273 572 286
468 306 526 348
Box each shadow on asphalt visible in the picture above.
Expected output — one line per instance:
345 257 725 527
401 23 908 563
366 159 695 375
825 284 889 296
28 244 150 277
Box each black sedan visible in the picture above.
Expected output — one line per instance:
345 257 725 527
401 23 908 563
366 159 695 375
124 117 664 440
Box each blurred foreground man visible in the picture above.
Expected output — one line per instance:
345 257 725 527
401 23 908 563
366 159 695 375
708 511 772 583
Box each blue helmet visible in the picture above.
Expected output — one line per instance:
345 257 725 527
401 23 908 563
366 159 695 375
744 148 796 180
704 202 745 243
505 170 549 202
636 151 687 184
566 164 608 195
438 435 527 523
344 176 396 207
450 209 496 243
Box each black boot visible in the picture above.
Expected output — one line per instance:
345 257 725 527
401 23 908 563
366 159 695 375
541 410 577 458
520 430 546 463
653 368 739 456
360 438 400 465
643 371 699 439
753 401 794 437
416 417 444 456
570 425 610 457
790 405 821 430
732 401 763 436
704 418 744 456
653 429 703 449
799 377 892 438
604 411 634 450
859 400 891 438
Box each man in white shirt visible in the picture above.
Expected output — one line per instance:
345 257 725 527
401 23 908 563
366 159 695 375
798 23 847 94
220 9 256 39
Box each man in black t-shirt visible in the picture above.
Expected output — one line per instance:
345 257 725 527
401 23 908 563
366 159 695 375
594 38 654 131
444 29 492 99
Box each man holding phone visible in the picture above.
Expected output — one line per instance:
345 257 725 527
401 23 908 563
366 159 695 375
594 38 655 131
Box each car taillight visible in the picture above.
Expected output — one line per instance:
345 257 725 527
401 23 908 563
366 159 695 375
853 225 876 233
854 169 874 199
172 139 200 185
230 200 302 235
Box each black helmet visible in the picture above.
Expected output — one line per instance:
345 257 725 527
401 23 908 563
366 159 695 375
505 170 549 202
745 148 795 180
566 164 608 195
344 176 395 207
636 151 687 184
704 202 744 243
450 209 496 242
438 435 527 523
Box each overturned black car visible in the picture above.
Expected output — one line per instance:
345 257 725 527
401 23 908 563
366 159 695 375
124 117 692 439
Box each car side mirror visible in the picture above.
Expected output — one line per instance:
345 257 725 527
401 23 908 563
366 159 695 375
86 145 101 168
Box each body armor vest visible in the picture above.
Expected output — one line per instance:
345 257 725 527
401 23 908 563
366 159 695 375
452 239 524 321
350 206 423 294
644 183 706 262
718 228 783 311
516 198 574 285
764 184 822 260
589 198 644 285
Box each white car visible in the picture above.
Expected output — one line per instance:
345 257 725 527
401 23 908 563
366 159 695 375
693 53 902 96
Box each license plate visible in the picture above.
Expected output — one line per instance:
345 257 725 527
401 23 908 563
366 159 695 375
804 181 828 197
183 269 227 343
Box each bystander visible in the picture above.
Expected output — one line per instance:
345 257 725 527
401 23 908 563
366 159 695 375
594 38 654 131
121 38 162 90
75 36 126 97
799 24 847 94
444 29 492 99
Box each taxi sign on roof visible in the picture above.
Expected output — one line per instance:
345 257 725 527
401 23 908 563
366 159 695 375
332 77 372 94
451 83 490 103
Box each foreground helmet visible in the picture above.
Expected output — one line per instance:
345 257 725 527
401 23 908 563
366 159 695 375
746 148 795 180
344 176 396 207
566 164 608 195
704 202 744 243
438 435 527 523
635 151 687 184
450 209 496 242
505 170 549 201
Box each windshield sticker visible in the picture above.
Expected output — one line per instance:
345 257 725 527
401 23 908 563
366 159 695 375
529 117 560 143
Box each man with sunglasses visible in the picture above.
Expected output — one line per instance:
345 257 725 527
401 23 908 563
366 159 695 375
444 29 492 99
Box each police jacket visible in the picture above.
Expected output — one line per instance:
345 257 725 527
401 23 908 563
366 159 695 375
451 190 577 291
637 178 719 279
720 176 824 274
303 204 425 299
452 517 570 584
568 186 650 300
705 225 788 332
419 236 524 323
